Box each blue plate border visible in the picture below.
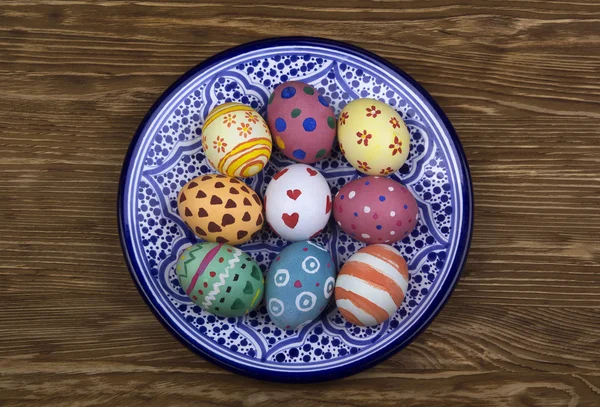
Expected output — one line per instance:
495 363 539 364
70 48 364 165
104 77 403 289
118 36 474 383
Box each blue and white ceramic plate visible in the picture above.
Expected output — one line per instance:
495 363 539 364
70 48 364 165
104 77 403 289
118 37 473 382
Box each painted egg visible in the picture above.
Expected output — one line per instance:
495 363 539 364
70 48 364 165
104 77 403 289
333 176 418 244
264 164 332 241
202 102 272 178
266 81 336 163
178 174 264 245
176 242 264 317
338 98 410 176
335 244 409 326
266 241 336 330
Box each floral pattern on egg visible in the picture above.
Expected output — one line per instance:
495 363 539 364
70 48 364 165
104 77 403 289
338 98 410 176
202 102 272 178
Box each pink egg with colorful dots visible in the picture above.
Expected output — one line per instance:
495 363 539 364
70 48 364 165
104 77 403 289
333 176 418 244
266 81 336 163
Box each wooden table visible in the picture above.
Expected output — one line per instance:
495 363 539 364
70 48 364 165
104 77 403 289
1 1 599 406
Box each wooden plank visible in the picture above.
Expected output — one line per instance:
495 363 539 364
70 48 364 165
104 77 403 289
0 0 599 405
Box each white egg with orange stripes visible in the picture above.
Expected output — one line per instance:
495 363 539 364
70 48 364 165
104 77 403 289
334 244 409 327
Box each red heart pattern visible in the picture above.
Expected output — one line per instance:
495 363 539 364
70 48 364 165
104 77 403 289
325 195 332 214
282 212 299 229
287 189 302 200
273 168 289 180
306 167 318 176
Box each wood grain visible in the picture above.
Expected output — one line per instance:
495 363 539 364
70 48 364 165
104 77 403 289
1 0 599 405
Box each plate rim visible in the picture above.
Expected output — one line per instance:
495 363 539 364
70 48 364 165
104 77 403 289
117 36 474 382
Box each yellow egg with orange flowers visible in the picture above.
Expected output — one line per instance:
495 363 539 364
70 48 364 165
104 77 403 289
202 102 272 178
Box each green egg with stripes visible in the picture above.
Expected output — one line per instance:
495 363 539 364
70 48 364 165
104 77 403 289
175 242 264 317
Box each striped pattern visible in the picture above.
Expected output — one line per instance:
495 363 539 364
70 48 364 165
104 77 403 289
202 102 273 177
335 244 409 327
217 137 272 177
203 102 253 129
184 243 222 295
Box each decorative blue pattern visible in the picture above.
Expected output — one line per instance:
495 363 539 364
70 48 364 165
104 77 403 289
118 38 473 382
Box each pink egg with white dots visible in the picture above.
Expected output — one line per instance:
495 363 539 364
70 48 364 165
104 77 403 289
333 176 418 244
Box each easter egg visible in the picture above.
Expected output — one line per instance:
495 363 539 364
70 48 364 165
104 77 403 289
335 244 409 326
266 81 336 163
264 164 332 241
333 176 418 244
176 242 264 317
202 102 272 178
178 174 264 245
266 241 336 330
337 98 410 176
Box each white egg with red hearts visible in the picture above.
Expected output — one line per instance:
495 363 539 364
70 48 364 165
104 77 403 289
264 164 332 241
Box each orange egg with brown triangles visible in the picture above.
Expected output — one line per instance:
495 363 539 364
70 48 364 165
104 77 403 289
178 174 264 245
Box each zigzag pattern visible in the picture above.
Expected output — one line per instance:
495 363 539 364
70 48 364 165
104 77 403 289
178 245 204 279
202 248 242 308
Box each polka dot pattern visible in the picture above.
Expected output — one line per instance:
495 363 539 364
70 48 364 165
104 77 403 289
293 149 306 160
302 117 316 132
333 176 419 244
281 86 296 99
267 81 336 163
318 95 329 107
275 118 286 132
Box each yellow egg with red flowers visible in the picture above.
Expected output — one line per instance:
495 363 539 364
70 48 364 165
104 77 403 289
337 98 410 176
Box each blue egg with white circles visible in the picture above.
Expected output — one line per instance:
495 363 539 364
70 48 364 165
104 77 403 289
266 241 336 331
